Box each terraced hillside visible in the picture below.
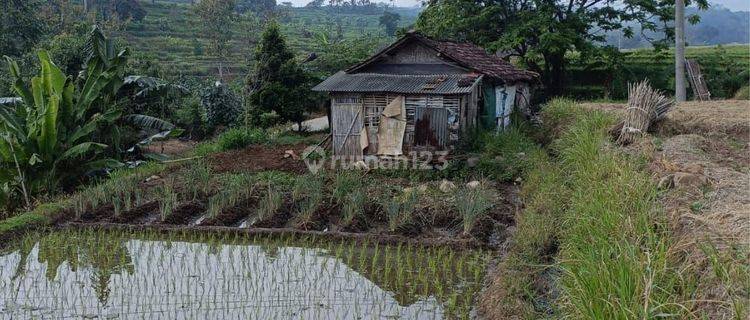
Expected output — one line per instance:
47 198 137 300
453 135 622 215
115 1 418 78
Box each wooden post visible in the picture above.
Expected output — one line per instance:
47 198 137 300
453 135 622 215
675 0 686 102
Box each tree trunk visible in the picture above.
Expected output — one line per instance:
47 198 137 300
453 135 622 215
675 0 687 102
544 53 565 98
83 0 88 12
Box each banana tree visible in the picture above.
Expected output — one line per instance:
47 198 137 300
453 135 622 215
0 50 123 200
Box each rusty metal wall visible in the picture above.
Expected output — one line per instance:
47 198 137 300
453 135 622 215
414 106 449 149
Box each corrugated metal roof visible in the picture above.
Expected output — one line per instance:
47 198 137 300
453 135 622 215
312 72 481 94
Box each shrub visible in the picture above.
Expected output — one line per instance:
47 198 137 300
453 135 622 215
201 82 241 127
733 85 749 100
217 128 268 151
477 127 541 181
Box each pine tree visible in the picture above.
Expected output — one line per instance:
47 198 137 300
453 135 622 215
248 22 317 129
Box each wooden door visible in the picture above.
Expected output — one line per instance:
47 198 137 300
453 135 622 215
332 102 363 159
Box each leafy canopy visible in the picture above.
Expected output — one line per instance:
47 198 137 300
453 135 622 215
416 0 709 95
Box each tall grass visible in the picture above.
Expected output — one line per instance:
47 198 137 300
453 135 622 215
292 174 324 225
455 186 493 235
496 99 695 319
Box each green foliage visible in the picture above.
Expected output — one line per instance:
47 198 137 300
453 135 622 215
383 189 419 233
342 189 366 225
194 0 237 64
331 171 361 204
0 0 46 58
292 174 324 225
379 11 401 36
201 82 242 127
416 0 709 95
257 183 283 221
566 45 750 100
113 0 148 22
309 34 387 75
476 127 541 181
456 186 492 235
247 22 319 127
1 48 125 202
504 99 696 318
734 85 750 100
217 127 268 151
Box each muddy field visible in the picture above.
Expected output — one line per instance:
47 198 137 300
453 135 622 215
66 143 520 249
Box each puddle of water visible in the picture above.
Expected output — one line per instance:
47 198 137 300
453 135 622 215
0 229 488 319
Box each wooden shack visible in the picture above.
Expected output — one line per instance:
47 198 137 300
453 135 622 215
313 32 538 158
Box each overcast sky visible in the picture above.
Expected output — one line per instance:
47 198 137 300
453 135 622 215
286 0 749 11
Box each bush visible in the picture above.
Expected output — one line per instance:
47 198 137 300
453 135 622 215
733 85 750 100
201 82 241 128
476 127 542 181
217 128 268 151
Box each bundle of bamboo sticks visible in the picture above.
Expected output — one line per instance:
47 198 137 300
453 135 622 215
614 80 674 145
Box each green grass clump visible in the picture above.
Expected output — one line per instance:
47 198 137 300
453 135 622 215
183 161 213 200
341 190 366 226
498 99 698 319
217 128 268 151
456 186 493 235
476 127 541 181
292 174 325 225
733 85 749 100
331 171 362 204
383 189 419 233
157 178 178 222
257 184 283 221
206 173 254 218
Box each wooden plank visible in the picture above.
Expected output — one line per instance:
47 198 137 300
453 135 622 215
685 59 711 101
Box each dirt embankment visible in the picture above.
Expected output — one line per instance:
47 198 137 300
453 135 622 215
585 99 750 319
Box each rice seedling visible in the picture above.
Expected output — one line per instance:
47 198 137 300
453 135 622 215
257 184 283 222
383 189 419 232
455 186 493 235
183 161 213 200
331 171 361 204
157 178 178 221
341 190 365 225
206 173 254 218
292 174 324 226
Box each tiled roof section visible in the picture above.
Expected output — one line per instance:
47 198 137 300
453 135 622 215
346 32 538 83
312 72 482 94
416 34 538 83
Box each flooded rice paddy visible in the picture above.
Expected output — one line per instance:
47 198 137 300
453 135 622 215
0 229 489 319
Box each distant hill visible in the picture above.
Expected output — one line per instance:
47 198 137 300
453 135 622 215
605 6 750 48
117 1 417 78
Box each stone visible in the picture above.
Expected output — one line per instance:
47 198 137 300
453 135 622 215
466 180 481 189
353 161 369 170
673 172 709 189
145 175 160 182
439 179 456 193
657 174 675 189
682 163 704 174
284 149 299 160
467 157 480 168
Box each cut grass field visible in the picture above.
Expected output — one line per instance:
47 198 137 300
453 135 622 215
479 99 748 319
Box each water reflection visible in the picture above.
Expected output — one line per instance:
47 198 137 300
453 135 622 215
0 230 486 319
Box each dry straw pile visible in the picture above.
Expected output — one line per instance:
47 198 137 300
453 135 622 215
614 80 674 144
